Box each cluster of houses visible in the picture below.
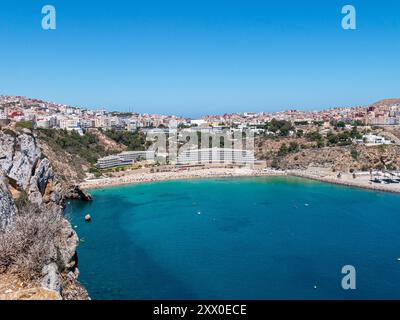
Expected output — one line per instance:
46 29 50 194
2 95 400 136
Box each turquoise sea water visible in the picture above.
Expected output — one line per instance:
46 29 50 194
66 176 400 299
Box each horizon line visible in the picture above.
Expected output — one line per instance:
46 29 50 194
1 94 399 119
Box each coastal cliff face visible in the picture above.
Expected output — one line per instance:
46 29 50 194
36 128 125 184
0 178 17 232
0 128 89 300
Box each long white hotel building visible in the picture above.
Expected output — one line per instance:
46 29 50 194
177 148 256 166
97 151 155 169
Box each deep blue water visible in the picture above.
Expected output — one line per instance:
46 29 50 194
66 176 400 299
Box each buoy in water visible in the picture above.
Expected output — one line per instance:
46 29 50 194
85 214 92 222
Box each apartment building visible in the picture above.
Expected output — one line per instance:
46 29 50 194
96 151 156 169
177 148 256 166
119 151 155 164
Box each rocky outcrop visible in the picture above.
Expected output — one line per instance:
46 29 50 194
28 158 63 206
41 263 61 293
5 133 41 190
277 145 400 172
0 132 15 174
0 128 88 300
64 185 92 202
0 178 17 232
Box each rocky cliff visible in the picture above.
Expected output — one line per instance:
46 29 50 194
276 144 400 172
0 128 89 300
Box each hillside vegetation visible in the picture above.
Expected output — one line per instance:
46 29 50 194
102 129 149 151
36 129 119 183
36 129 149 183
37 129 109 165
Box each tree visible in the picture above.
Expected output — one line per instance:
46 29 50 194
350 148 358 160
352 120 364 126
327 131 339 145
278 143 288 157
296 129 304 137
317 139 325 148
264 119 294 137
336 121 346 128
305 131 323 142
288 141 300 153
350 126 362 139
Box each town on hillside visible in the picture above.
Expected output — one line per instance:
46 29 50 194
2 95 400 191
1 95 400 133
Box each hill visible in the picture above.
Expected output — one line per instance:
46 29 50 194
371 98 400 107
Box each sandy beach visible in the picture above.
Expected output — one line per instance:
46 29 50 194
80 167 285 190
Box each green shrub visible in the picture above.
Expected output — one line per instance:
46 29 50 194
350 148 358 160
37 129 109 164
16 121 34 130
277 143 288 157
264 119 294 137
3 129 16 137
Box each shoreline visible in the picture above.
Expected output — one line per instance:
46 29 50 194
79 166 400 194
288 169 400 195
79 167 285 190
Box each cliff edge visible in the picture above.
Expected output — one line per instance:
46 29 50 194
0 128 89 300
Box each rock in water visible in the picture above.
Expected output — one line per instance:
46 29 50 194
65 185 92 201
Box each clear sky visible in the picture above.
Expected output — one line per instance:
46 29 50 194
0 0 399 117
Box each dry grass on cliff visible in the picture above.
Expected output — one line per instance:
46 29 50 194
0 205 64 281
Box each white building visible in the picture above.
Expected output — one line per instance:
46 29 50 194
355 134 392 146
177 148 256 166
96 155 122 169
127 120 139 131
0 109 6 120
190 119 208 127
96 151 156 169
58 118 80 130
36 119 50 129
118 151 155 164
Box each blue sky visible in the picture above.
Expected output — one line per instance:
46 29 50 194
0 0 399 117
